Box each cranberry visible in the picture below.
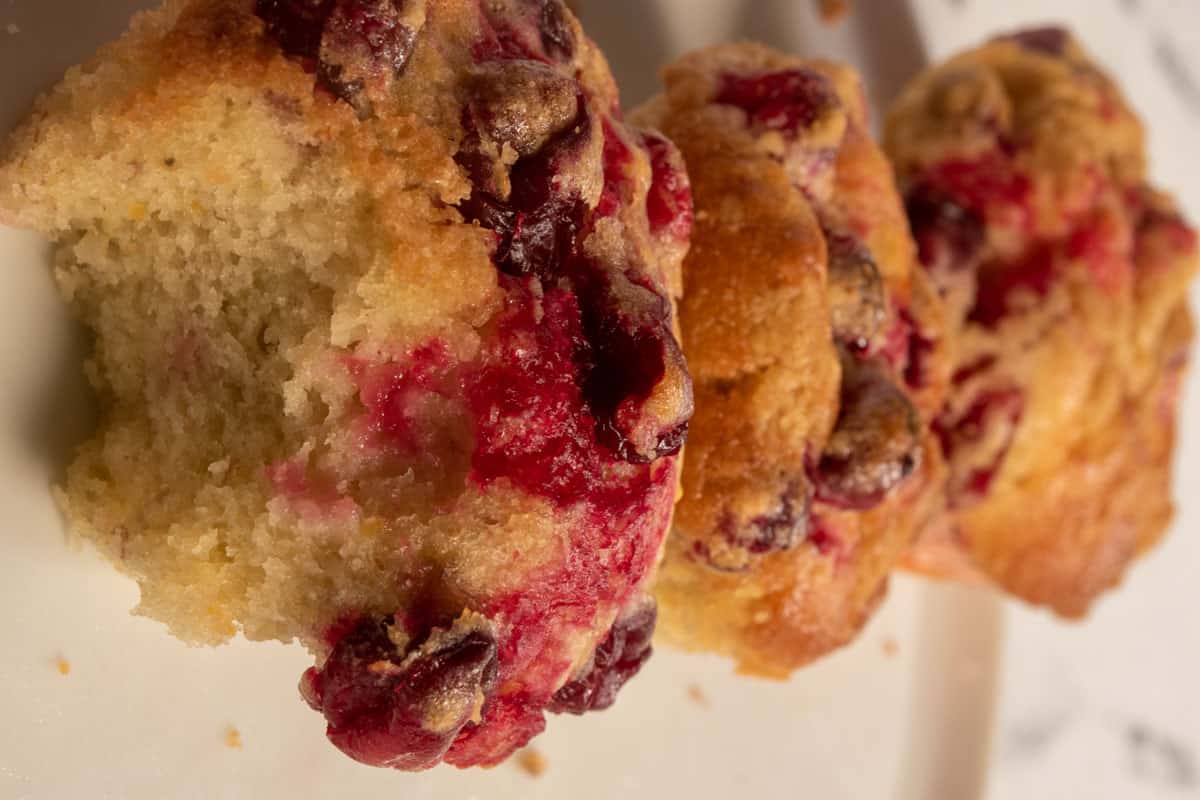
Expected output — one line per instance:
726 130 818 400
932 387 1024 506
642 130 694 243
457 107 589 281
358 342 451 452
576 271 689 463
806 515 842 557
532 0 575 61
255 0 420 111
729 481 810 555
876 308 936 391
1001 27 1069 56
302 617 499 771
444 694 547 768
813 354 922 510
255 0 334 60
475 0 575 64
905 183 986 274
318 0 420 110
968 245 1057 327
467 60 580 158
458 116 691 465
926 156 1032 231
1065 211 1134 292
715 68 837 137
825 231 886 347
548 600 656 714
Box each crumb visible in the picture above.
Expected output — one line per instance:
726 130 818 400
881 637 899 657
818 0 848 24
224 726 243 750
687 683 711 709
5 23 19 35
55 657 71 676
515 748 547 778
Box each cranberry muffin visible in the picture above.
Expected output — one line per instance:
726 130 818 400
635 44 947 677
886 28 1197 616
0 0 694 769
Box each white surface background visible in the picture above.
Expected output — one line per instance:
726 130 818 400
1 1 1197 798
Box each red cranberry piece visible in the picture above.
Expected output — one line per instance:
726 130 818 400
548 599 656 715
968 245 1057 327
932 387 1024 507
641 130 694 243
715 68 837 137
813 352 922 510
1000 27 1069 56
926 157 1032 231
302 616 499 771
905 183 986 274
825 231 886 348
255 0 334 60
444 694 547 768
806 516 843 558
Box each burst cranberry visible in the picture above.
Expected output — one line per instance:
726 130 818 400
302 617 499 771
532 0 575 61
813 354 922 510
642 131 694 243
715 68 836 136
255 0 420 110
319 0 419 106
255 0 334 59
927 156 1032 231
727 481 811 555
968 245 1057 327
825 231 886 347
905 183 986 273
548 600 656 714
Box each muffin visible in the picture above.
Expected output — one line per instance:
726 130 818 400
886 28 1197 616
635 43 947 677
0 0 694 769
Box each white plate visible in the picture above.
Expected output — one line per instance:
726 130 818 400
1 2 1195 798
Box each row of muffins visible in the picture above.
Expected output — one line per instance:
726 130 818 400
0 0 1194 772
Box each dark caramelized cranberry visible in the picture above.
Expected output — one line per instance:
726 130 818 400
730 481 810 555
1001 27 1069 56
255 0 420 112
255 0 334 59
642 130 694 243
905 183 986 273
302 617 499 771
548 599 656 714
318 0 420 111
457 107 589 280
715 68 837 136
825 231 886 347
467 60 580 158
813 353 922 510
532 0 575 61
